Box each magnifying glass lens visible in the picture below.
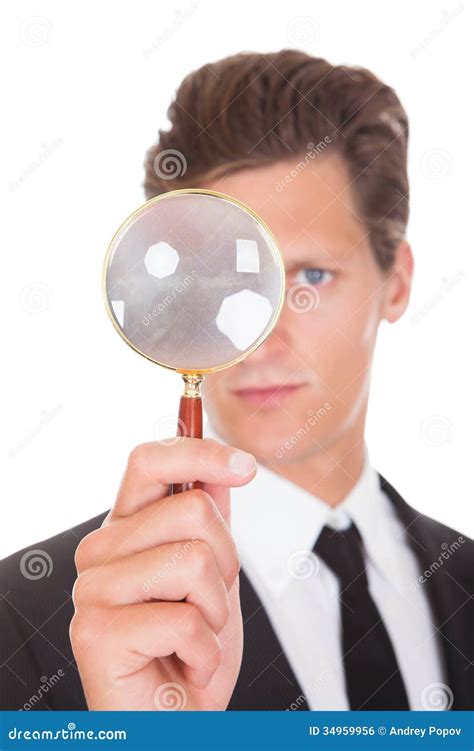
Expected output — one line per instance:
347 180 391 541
104 191 284 373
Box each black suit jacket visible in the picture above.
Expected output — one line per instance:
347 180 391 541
1 476 472 710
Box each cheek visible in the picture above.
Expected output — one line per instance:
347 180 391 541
290 288 381 393
338 302 380 352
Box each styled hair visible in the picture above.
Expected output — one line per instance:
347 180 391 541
143 49 409 269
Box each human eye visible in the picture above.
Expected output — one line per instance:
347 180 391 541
294 268 334 286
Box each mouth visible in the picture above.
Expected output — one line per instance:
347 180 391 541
231 383 305 407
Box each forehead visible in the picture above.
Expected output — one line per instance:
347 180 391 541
201 153 369 266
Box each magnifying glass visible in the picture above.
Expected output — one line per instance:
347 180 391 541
103 188 285 495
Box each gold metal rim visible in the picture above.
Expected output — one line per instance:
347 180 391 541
102 187 286 374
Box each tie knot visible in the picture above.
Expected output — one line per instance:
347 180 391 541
313 522 367 587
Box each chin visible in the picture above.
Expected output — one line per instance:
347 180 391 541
207 390 335 456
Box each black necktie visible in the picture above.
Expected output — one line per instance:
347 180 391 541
313 522 410 710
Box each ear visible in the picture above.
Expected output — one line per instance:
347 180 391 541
381 240 414 323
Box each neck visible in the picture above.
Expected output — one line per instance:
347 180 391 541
263 411 367 507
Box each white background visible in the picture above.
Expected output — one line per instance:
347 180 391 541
1 0 472 557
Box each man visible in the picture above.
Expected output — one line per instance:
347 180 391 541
1 50 472 711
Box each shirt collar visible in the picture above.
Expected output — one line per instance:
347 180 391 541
205 420 387 596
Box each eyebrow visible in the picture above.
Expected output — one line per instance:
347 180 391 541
284 254 339 271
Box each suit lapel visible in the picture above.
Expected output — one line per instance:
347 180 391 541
379 475 472 710
228 567 309 710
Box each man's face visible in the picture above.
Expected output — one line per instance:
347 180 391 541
199 154 410 467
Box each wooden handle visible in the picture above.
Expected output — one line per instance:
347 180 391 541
170 394 203 495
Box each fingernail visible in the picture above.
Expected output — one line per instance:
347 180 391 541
228 450 257 477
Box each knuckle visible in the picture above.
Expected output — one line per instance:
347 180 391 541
191 540 215 578
213 638 223 667
71 570 94 607
215 594 231 633
74 537 91 574
73 543 85 574
68 612 82 644
69 608 107 652
181 603 204 639
69 610 94 647
190 489 216 525
205 638 222 672
74 528 105 572
127 443 149 470
227 548 241 583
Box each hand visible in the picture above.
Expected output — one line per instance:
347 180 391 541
69 437 257 710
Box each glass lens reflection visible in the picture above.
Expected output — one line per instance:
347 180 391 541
105 192 283 371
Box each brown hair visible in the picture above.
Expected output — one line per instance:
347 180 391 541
143 49 409 269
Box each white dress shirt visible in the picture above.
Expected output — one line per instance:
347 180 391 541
206 421 445 710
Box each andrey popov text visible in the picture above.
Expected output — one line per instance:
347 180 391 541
308 725 463 738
